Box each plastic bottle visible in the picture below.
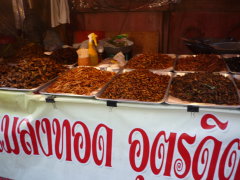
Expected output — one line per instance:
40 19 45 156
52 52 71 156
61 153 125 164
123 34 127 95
88 33 99 66
77 48 90 66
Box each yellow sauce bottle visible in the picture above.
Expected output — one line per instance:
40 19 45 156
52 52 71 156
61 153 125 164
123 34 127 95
88 33 99 66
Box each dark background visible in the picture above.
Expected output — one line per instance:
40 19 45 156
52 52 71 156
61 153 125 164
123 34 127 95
1 0 240 54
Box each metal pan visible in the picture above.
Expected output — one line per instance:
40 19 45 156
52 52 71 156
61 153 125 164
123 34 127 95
38 66 116 98
209 42 240 54
222 54 240 74
0 87 39 92
0 77 59 92
39 85 95 98
95 70 173 104
233 74 240 92
165 72 240 109
174 54 227 73
124 53 176 71
0 60 75 92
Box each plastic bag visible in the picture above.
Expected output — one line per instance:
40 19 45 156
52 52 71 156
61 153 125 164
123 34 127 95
12 0 25 30
43 29 63 51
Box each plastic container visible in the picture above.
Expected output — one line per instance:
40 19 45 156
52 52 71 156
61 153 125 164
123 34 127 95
77 48 90 66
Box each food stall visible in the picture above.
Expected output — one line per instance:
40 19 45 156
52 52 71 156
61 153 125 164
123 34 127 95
0 0 240 180
0 90 240 180
1 51 240 180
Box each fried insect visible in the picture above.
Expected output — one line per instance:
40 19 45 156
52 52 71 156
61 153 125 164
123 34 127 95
46 67 115 95
175 54 227 72
0 57 65 89
125 53 174 70
170 72 239 105
100 69 170 102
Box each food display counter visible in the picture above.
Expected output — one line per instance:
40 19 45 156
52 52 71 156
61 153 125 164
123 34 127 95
0 52 240 179
0 89 240 180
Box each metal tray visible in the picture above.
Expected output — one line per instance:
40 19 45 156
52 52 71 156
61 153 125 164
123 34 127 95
95 70 173 104
0 63 75 92
174 54 227 73
233 74 240 91
39 85 96 98
0 86 39 92
222 54 240 58
124 53 176 71
165 72 240 109
222 54 240 74
38 66 116 98
209 42 240 54
0 77 59 92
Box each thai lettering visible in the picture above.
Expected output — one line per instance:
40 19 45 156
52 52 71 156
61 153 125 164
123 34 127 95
35 118 53 156
128 128 150 172
17 118 39 155
129 114 240 179
92 124 113 167
72 121 91 163
0 115 20 154
174 133 196 178
0 115 113 168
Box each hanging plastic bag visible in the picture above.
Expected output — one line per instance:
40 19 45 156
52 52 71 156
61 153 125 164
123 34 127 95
12 0 25 30
43 29 63 51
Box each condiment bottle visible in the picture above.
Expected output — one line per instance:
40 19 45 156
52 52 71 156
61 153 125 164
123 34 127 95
88 33 98 66
77 48 90 66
